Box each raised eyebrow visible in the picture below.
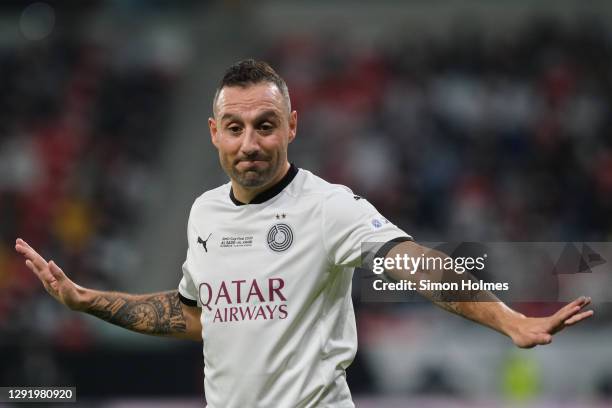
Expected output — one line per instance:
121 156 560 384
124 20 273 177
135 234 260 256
254 110 281 123
220 110 280 124
220 113 241 123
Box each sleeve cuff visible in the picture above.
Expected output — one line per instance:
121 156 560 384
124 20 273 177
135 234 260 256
373 236 414 283
178 292 198 307
373 236 414 260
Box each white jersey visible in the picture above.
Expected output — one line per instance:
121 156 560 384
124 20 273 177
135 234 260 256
178 164 410 408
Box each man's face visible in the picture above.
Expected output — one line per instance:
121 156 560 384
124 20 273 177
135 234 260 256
209 82 297 189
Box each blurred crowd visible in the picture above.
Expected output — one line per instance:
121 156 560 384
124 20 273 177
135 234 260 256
269 17 612 243
264 17 612 331
2 11 611 339
0 14 180 345
262 16 612 398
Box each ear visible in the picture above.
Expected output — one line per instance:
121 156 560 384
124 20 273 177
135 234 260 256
288 110 297 144
209 117 219 147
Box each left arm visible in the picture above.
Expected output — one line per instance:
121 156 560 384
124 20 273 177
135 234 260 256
433 296 591 348
385 241 594 348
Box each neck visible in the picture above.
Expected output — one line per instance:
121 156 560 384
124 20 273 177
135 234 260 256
231 162 290 204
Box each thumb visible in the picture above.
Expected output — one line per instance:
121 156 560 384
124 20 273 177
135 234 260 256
49 261 66 281
535 333 552 345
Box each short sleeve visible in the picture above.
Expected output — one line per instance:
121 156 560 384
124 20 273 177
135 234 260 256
178 251 198 306
177 213 199 307
322 188 412 267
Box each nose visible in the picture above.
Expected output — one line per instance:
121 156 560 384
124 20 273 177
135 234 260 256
240 128 260 158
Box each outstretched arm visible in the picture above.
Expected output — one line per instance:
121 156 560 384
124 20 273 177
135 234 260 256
432 294 592 348
15 238 202 341
82 289 201 340
385 241 594 348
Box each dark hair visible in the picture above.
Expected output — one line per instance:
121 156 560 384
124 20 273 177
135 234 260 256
212 59 291 114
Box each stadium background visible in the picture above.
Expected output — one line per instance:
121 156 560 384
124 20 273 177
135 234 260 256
0 0 611 406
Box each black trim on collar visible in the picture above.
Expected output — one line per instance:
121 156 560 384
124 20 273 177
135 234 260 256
229 163 299 206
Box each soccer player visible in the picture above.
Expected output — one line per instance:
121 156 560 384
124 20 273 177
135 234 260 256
15 59 594 407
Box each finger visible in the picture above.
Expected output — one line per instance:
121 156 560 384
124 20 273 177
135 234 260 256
534 333 552 345
24 258 44 279
16 238 37 254
25 258 56 285
15 240 42 260
15 241 41 260
16 238 28 247
49 261 67 281
570 296 591 308
553 296 591 323
568 296 589 309
15 243 48 271
24 259 39 275
553 304 582 325
26 259 58 293
564 310 594 326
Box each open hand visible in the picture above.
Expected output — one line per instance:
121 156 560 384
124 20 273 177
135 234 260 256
14 238 85 311
510 296 594 348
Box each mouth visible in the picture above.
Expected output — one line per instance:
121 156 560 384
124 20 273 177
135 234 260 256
235 160 269 171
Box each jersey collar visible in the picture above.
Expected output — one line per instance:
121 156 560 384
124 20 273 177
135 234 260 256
229 163 299 206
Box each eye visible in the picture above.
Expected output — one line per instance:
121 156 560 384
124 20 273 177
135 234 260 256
228 125 242 134
258 122 275 133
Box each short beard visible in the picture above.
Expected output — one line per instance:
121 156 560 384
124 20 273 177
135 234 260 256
230 166 275 188
224 157 281 189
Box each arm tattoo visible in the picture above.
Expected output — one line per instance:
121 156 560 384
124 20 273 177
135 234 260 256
86 290 187 335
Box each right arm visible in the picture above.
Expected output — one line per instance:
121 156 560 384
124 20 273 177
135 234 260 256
15 238 202 341
83 289 201 340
